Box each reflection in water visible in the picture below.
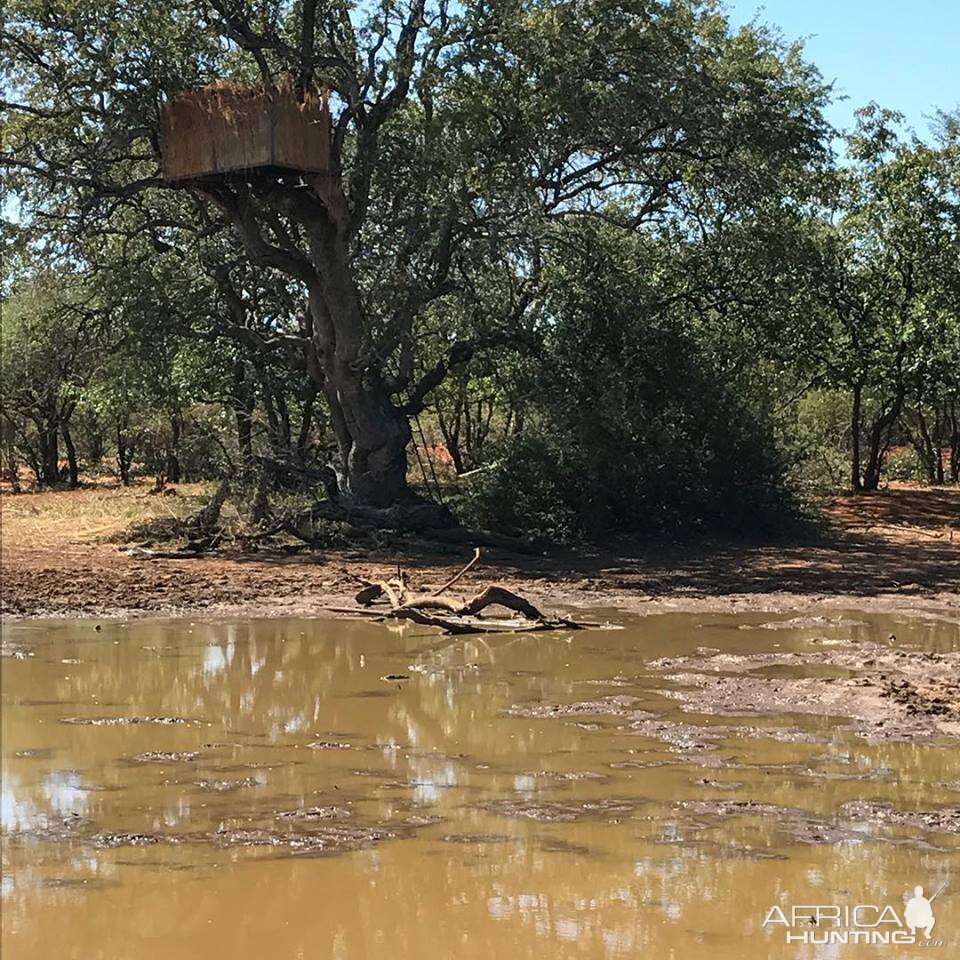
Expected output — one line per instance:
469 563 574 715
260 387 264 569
1 611 958 959
41 770 88 818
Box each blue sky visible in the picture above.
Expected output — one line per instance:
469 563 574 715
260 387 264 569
725 0 960 137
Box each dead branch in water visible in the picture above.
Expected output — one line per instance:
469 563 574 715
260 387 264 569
334 548 588 635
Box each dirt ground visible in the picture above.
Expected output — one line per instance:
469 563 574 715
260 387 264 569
1 481 958 620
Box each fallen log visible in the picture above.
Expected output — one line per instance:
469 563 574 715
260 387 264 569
287 499 542 554
335 549 588 635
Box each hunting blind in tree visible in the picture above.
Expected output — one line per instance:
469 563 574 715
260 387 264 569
160 80 330 181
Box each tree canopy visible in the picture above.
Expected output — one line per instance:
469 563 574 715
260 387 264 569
2 1 958 533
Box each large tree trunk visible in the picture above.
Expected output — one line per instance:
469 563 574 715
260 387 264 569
306 258 416 507
215 181 422 509
322 367 414 506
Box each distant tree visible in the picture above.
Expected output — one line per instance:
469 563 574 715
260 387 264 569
814 108 960 491
0 275 104 486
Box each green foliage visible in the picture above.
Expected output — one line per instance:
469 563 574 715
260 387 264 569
885 448 926 483
791 390 852 494
457 436 581 541
1 1 957 523
458 230 800 540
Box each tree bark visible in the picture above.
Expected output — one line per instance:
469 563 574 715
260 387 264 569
164 412 182 483
62 422 79 488
322 368 414 506
862 389 905 491
38 422 60 486
233 360 255 465
850 383 863 492
305 273 416 506
116 421 133 486
211 171 427 508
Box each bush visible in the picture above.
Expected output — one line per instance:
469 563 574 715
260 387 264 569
790 389 853 494
884 447 925 482
454 254 806 541
457 385 798 542
456 436 582 541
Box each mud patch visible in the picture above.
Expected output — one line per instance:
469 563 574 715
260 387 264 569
480 798 640 823
609 758 674 770
752 615 866 630
127 751 200 764
735 726 832 744
94 831 163 848
506 696 652 720
659 672 960 741
692 778 744 790
401 813 444 827
517 769 609 783
39 877 119 890
276 806 352 821
211 825 396 856
443 833 512 844
193 777 261 793
880 675 960 719
672 800 864 845
629 718 726 752
91 823 397 856
62 716 204 727
837 801 960 834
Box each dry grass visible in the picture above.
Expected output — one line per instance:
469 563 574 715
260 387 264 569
0 481 213 552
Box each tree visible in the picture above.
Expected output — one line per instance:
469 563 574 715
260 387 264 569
0 274 104 486
813 108 960 491
2 0 829 510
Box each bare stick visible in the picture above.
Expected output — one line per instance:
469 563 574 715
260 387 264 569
431 547 482 597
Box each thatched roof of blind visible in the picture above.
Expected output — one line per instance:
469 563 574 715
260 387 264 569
160 80 330 181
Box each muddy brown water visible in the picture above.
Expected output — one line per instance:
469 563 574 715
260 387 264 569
2 611 958 958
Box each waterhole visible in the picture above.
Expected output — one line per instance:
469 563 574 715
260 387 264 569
2 611 958 958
